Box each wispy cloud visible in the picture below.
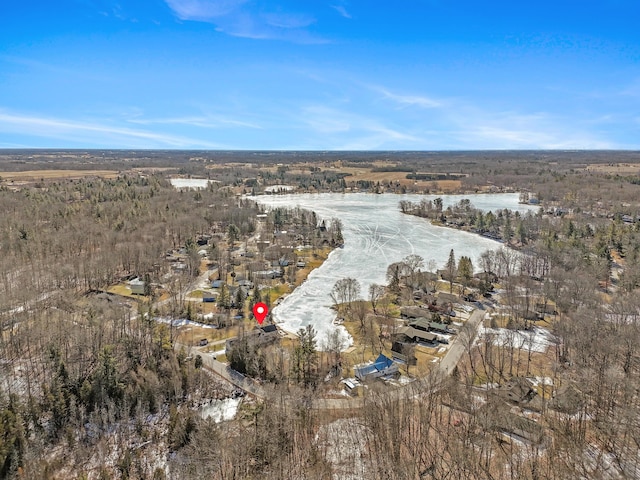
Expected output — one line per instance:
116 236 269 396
298 105 421 149
164 0 325 42
364 81 619 148
371 85 443 109
127 114 262 130
0 55 107 81
0 110 225 148
331 4 352 19
165 0 248 21
445 109 617 149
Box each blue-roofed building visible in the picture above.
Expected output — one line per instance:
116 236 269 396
354 353 399 381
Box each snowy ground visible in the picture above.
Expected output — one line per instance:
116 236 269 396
155 317 216 329
170 178 211 189
200 398 241 423
254 193 535 350
477 325 556 353
315 418 372 479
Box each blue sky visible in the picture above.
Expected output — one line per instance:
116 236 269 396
1 1 639 150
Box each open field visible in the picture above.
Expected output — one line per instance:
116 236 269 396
585 163 640 174
0 169 120 181
339 166 463 190
206 160 465 191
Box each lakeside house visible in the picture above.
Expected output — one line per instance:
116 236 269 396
225 324 280 354
395 326 438 344
354 353 399 381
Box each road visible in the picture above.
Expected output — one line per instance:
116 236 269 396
177 342 268 398
436 306 485 376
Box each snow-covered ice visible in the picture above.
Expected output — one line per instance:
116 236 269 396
253 193 536 350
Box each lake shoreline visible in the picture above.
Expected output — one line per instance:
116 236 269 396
252 192 536 349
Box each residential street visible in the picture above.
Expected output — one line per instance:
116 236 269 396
436 306 485 376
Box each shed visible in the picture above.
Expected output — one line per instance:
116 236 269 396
341 378 363 396
130 278 146 295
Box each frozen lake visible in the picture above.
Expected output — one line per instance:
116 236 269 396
253 193 536 348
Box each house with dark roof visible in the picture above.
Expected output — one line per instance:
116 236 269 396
396 326 438 344
409 317 431 331
225 324 280 354
494 377 537 405
400 306 428 319
391 341 417 365
429 321 456 334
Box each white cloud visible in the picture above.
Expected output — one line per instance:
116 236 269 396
372 85 442 109
299 105 421 149
331 5 352 19
127 114 261 129
446 110 617 149
0 110 225 148
164 0 247 21
164 0 325 42
264 12 315 29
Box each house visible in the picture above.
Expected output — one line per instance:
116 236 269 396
400 306 428 319
437 293 458 305
354 353 399 381
408 317 431 331
494 377 537 405
391 341 417 365
550 382 585 415
130 278 146 295
494 412 545 445
271 257 290 267
225 325 280 355
254 270 283 279
428 321 455 334
395 326 438 345
202 292 217 303
259 324 278 336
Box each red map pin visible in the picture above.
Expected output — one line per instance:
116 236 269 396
252 302 268 325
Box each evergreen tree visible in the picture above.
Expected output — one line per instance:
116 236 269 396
444 249 457 293
458 256 473 295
